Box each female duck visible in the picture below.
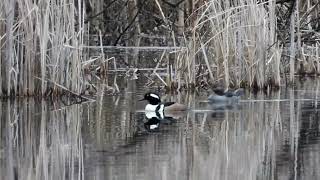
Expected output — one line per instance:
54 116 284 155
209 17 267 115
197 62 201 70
208 87 244 103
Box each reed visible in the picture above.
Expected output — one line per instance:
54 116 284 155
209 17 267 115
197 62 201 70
189 0 279 89
2 0 319 95
0 0 91 97
170 0 320 90
289 3 296 83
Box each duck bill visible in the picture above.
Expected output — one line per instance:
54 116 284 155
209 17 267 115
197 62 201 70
139 98 145 101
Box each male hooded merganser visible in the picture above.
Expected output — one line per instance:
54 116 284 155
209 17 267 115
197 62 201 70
208 87 244 103
139 92 187 112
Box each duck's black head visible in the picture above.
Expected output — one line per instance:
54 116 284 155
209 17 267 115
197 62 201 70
139 92 161 105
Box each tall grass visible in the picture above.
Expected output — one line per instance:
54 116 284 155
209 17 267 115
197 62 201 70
2 0 318 95
165 0 320 90
190 0 279 89
0 0 88 97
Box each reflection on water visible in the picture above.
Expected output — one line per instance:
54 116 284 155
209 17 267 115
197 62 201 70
1 80 320 180
0 100 84 180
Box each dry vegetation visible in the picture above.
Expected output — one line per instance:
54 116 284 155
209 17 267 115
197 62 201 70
0 0 89 98
0 0 319 97
186 0 320 90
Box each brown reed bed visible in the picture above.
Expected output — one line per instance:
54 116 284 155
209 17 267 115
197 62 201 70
160 0 320 92
98 0 320 92
0 0 96 98
0 0 320 98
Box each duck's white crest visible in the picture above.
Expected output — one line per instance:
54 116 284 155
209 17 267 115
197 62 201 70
150 93 160 99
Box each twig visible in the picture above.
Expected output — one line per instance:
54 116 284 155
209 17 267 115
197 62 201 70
34 77 94 101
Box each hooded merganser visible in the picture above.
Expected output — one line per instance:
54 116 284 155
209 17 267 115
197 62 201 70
139 92 187 112
208 87 244 103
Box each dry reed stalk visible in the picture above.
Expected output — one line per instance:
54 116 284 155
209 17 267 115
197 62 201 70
200 42 214 82
16 8 30 95
273 44 282 87
300 46 308 73
173 33 188 90
223 12 231 88
38 1 49 95
190 28 197 87
152 50 168 86
176 52 183 90
289 10 296 83
268 0 280 87
296 0 301 58
0 9 3 96
316 80 320 108
99 30 106 77
4 0 16 96
154 0 168 25
83 46 186 50
317 43 320 74
113 75 120 93
257 15 266 88
177 1 185 35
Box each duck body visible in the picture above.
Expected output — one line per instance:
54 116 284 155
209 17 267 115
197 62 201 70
208 88 244 103
140 93 187 112
145 104 164 111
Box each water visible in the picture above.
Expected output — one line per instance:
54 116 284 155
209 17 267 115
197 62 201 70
1 79 320 180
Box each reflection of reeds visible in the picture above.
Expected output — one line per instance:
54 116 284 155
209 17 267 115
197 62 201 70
83 86 320 179
0 100 84 180
2 84 320 179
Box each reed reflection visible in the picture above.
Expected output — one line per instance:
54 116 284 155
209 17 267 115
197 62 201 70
84 88 320 180
0 100 84 180
1 82 320 180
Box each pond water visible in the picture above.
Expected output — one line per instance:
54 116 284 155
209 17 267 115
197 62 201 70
1 78 320 180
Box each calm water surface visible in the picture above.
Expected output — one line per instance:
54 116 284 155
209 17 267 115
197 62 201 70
1 79 320 180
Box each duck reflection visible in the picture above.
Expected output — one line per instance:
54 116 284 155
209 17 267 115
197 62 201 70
143 111 178 132
208 101 242 110
208 100 242 118
144 117 161 131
